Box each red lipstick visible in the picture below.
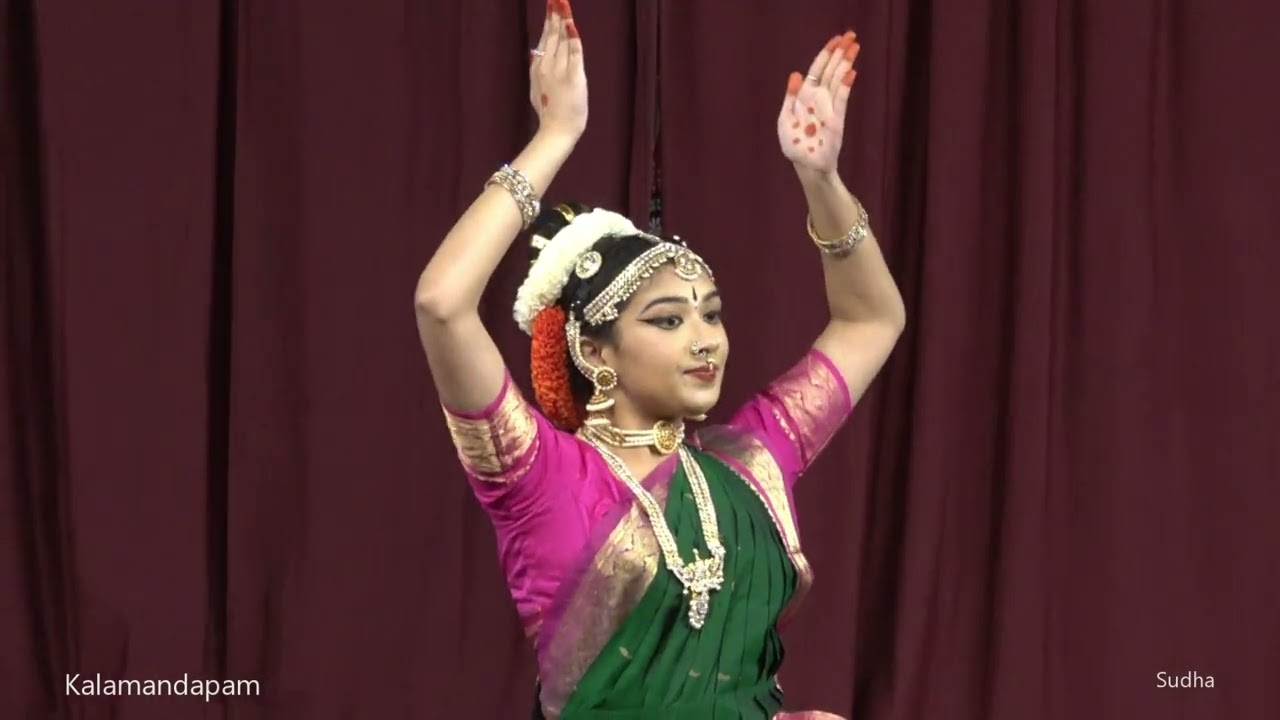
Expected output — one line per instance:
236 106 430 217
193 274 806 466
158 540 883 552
684 365 718 382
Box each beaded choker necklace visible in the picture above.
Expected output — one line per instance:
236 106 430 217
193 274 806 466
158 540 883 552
578 418 685 455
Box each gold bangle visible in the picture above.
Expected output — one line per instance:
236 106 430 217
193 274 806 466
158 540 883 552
806 197 870 258
484 164 540 229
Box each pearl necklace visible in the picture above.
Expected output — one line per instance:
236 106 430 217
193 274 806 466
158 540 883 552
581 436 726 629
578 418 685 455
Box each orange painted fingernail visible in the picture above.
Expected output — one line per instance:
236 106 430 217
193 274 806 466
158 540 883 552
842 69 856 87
786 72 803 95
548 0 557 16
566 19 579 38
561 0 574 19
824 35 840 52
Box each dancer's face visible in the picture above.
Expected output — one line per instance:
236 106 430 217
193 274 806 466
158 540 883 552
580 265 728 425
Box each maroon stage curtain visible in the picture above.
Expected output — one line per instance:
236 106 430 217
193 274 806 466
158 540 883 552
660 1 1280 718
3 1 653 717
3 0 1277 718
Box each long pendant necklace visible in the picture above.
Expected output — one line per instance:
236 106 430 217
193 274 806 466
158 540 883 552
583 439 726 629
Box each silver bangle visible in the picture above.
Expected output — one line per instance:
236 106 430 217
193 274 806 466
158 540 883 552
485 164 541 229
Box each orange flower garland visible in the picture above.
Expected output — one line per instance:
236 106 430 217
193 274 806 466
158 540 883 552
530 305 584 431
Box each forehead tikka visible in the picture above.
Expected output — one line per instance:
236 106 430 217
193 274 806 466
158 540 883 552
581 242 712 326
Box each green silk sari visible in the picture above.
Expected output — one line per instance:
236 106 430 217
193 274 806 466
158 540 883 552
544 449 796 719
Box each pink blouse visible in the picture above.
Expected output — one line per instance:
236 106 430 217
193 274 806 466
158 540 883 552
440 348 853 640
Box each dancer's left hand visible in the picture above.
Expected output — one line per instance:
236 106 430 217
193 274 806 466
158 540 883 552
776 31 861 175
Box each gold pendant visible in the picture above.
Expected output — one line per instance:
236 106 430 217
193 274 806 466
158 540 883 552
652 420 681 454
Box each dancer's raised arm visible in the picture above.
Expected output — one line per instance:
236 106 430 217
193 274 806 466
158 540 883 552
414 1 586 412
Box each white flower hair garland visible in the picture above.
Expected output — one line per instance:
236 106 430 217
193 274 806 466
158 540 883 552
512 209 654 335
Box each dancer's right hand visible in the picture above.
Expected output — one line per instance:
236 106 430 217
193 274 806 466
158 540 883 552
530 0 587 143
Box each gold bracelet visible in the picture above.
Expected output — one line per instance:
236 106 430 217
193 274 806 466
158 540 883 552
484 164 540 229
806 197 870 258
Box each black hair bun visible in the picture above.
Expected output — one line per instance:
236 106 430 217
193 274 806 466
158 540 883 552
527 201 592 265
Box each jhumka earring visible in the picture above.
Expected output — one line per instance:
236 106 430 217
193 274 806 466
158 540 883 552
584 366 618 427
566 316 619 429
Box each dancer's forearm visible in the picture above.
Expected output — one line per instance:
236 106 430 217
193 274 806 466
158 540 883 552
798 167 905 330
798 166 905 405
415 130 577 321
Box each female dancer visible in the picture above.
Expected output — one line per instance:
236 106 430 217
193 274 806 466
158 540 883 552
414 2 904 717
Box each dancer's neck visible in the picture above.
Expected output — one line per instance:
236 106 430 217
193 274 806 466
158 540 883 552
582 406 685 475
